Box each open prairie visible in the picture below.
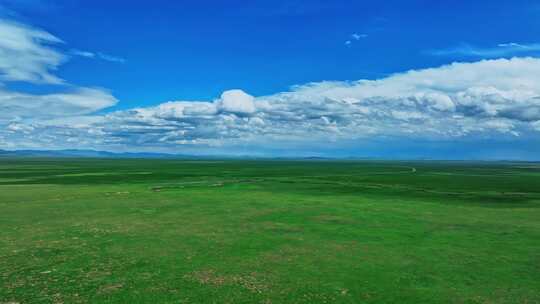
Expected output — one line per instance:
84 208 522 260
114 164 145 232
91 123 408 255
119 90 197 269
1 158 539 303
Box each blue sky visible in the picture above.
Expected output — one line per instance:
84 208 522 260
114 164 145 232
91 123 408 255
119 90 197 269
1 0 540 159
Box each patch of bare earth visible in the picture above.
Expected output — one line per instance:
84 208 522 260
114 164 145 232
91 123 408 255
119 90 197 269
98 283 124 294
184 270 268 294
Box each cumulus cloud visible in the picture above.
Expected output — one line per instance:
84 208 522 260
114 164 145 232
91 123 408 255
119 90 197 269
216 89 256 114
5 57 540 153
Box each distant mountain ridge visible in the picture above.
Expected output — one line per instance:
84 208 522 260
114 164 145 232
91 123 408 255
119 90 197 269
0 149 189 159
0 149 326 160
1 149 537 162
0 149 345 160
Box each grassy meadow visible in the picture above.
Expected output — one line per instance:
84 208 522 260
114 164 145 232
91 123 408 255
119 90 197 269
1 158 539 303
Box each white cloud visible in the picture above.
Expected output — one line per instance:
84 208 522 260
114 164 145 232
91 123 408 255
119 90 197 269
351 33 368 40
345 33 368 46
71 49 126 63
5 57 540 152
0 19 118 124
71 49 95 58
216 89 256 114
532 120 540 132
429 42 540 58
0 87 118 121
0 19 65 83
96 52 125 63
6 122 34 133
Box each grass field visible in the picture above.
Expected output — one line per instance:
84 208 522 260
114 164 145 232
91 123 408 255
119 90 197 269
1 158 539 303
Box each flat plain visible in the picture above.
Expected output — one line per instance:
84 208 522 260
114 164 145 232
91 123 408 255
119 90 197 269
1 158 539 303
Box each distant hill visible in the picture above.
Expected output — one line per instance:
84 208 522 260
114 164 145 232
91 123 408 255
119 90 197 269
0 149 343 160
0 149 191 159
0 149 326 160
2 149 535 162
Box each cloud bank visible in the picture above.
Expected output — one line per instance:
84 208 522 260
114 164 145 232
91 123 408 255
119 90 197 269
4 57 540 153
1 18 540 157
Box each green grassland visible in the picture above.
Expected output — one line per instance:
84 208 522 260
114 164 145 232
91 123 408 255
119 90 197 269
1 158 539 303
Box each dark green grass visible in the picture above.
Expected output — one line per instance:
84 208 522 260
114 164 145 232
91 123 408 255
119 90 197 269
1 158 539 303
